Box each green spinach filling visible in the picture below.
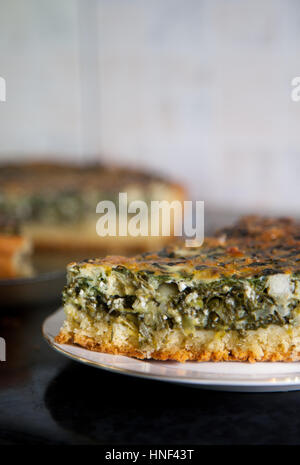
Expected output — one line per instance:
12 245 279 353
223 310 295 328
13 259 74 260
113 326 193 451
63 267 300 342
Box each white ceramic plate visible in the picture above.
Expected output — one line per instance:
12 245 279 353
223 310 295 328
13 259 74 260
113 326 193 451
43 308 300 392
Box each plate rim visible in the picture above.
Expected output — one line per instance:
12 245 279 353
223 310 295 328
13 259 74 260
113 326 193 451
42 308 300 390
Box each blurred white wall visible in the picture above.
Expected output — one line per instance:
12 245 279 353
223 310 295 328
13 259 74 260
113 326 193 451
0 0 300 215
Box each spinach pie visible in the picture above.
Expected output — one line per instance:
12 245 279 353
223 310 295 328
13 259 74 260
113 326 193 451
56 216 300 362
0 161 184 252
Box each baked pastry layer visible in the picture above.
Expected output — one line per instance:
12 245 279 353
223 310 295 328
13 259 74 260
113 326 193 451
22 220 177 252
56 317 300 362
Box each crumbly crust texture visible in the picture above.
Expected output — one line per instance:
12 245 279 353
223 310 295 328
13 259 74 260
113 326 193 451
55 326 300 363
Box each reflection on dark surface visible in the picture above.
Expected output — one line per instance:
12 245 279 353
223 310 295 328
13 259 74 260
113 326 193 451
0 303 81 444
45 361 300 445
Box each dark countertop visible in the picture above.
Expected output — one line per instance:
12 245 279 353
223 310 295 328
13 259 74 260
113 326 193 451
1 300 300 445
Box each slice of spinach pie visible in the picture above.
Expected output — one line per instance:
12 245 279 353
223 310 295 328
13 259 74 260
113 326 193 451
56 216 300 362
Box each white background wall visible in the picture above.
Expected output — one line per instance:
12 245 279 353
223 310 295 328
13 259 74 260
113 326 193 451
0 0 300 215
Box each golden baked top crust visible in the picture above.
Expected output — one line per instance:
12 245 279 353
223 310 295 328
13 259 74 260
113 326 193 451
72 216 300 280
